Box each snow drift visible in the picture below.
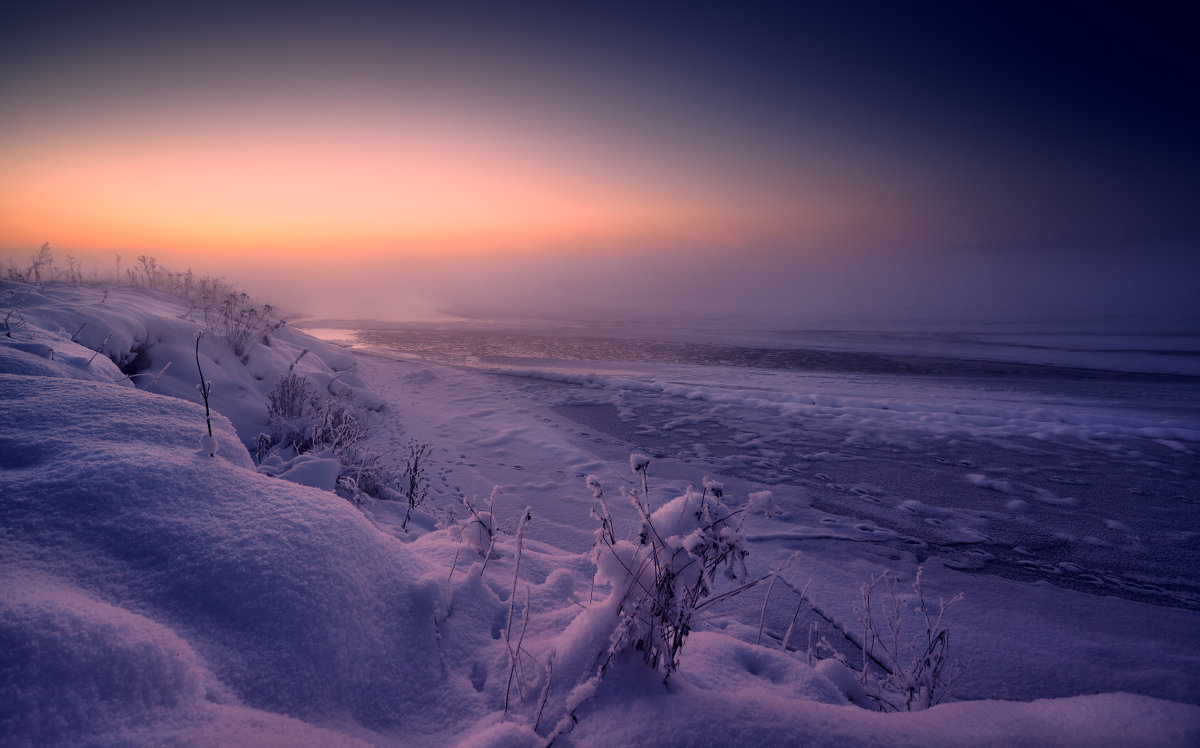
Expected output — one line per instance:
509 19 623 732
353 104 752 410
2 280 1199 746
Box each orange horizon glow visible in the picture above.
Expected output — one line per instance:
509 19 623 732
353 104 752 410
0 7 997 267
3 3 1193 326
0 18 941 264
0 101 839 260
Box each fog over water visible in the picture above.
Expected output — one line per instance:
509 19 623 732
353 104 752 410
230 237 1199 334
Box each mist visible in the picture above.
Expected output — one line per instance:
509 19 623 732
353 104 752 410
247 245 1200 331
35 237 1191 333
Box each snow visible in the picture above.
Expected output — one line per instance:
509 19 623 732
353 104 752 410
3 279 1199 745
0 373 466 736
275 454 344 491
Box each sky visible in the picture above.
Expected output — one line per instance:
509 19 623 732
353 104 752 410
1 1 1197 325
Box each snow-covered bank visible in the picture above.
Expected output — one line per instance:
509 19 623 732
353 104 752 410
3 281 1199 746
0 281 369 447
0 375 458 743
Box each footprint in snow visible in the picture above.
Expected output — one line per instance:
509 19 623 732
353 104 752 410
470 662 486 692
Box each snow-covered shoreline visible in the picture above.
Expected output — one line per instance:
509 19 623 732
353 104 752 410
3 281 1199 746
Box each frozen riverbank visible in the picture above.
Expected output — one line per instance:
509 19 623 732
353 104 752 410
329 321 1200 705
3 281 1198 745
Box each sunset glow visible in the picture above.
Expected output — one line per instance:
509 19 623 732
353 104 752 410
0 13 841 261
1 2 1195 321
2 104 826 257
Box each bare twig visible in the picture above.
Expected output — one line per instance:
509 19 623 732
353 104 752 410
781 578 811 652
479 488 499 573
534 655 554 732
195 332 213 438
504 509 533 713
142 360 172 391
87 332 112 365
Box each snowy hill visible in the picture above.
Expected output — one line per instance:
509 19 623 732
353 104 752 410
2 280 1198 746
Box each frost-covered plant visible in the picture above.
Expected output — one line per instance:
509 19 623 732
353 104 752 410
588 459 756 679
3 288 33 338
310 400 367 457
358 455 394 497
87 332 112 366
28 243 54 286
116 361 173 392
336 453 392 507
446 487 504 584
747 489 777 517
584 473 614 610
2 244 54 285
203 291 284 358
399 439 433 530
263 376 366 458
270 371 319 421
262 372 321 454
628 452 651 511
504 507 534 712
135 255 160 288
2 258 21 282
66 254 82 287
460 488 499 567
857 569 964 711
259 372 394 504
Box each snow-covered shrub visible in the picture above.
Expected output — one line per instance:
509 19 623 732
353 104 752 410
259 371 393 504
335 452 394 507
747 489 776 517
588 459 754 679
310 399 368 457
2 244 55 286
203 291 284 358
856 569 963 711
260 367 433 510
261 372 364 457
268 369 319 422
261 371 321 455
